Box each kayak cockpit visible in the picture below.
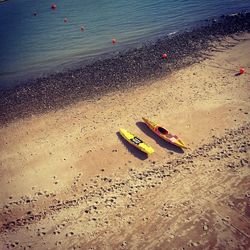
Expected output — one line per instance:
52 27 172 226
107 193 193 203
157 126 168 135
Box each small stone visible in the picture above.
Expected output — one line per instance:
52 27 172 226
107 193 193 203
191 242 199 247
203 224 209 231
245 193 250 198
121 241 127 247
240 159 248 167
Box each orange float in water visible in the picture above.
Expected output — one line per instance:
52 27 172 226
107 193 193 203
162 53 167 59
51 3 57 10
239 68 245 74
112 38 117 44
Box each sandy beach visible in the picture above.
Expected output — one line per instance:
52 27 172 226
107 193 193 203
0 31 250 249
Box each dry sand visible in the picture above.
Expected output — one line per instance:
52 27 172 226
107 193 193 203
0 33 250 249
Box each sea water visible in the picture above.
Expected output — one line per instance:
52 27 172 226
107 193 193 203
0 0 249 88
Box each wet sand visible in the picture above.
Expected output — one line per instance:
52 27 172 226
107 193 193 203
0 31 250 249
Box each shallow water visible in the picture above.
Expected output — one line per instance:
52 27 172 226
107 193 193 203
0 0 249 88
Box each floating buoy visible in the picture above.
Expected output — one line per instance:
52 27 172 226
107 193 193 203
162 53 167 59
80 25 85 32
33 12 37 16
51 3 57 10
64 18 68 23
112 38 117 45
239 68 245 74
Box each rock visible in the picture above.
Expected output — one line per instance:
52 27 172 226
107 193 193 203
240 159 248 167
121 241 127 247
191 242 199 247
203 224 209 231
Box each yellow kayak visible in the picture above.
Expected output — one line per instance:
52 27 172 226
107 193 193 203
142 117 187 149
119 128 154 155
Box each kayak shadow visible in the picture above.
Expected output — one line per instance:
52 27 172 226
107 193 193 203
116 132 148 160
136 122 184 154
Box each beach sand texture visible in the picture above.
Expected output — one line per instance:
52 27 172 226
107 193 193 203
0 33 250 249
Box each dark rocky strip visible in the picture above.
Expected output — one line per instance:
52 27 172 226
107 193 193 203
0 12 250 125
1 123 249 233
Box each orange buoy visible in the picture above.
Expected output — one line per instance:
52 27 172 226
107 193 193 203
64 18 68 23
51 3 57 10
239 68 245 74
112 38 117 45
162 53 167 59
80 25 85 32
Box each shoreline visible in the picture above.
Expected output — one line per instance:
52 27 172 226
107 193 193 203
0 12 250 126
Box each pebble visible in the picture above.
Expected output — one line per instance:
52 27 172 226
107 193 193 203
191 242 199 247
203 224 209 231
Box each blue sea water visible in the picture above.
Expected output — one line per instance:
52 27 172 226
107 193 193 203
0 0 250 88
